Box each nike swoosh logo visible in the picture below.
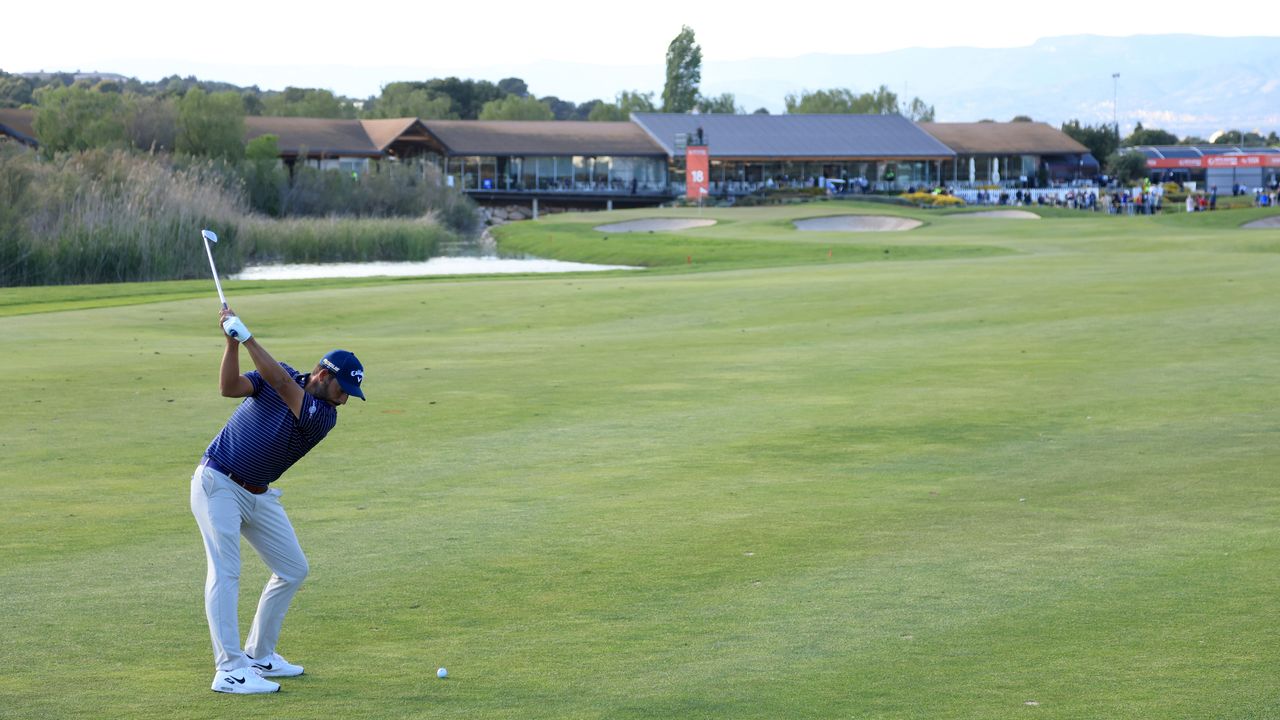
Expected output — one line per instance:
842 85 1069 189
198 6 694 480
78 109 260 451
254 663 273 671
228 676 246 684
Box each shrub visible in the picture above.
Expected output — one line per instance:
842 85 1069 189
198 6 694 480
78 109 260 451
280 161 480 236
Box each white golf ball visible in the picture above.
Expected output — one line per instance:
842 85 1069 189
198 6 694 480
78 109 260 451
437 667 448 679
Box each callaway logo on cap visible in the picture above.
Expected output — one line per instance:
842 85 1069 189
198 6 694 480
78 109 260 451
320 349 366 400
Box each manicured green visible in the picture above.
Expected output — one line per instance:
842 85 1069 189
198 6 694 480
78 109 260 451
3 202 1280 719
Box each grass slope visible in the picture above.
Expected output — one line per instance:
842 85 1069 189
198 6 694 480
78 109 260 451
2 203 1280 719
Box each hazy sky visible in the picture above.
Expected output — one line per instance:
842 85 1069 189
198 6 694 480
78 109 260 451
6 0 1270 102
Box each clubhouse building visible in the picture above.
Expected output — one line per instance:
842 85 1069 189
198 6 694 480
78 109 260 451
243 113 1092 206
3 107 1097 205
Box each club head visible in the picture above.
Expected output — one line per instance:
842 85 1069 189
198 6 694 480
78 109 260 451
201 229 218 244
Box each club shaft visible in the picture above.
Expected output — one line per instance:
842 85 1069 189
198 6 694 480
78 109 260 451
203 237 228 308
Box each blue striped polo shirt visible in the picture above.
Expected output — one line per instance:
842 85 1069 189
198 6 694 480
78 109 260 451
204 363 338 486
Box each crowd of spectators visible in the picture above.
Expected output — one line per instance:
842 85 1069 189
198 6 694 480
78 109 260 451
966 187 1099 210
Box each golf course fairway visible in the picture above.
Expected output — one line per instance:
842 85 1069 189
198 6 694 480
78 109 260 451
3 201 1279 719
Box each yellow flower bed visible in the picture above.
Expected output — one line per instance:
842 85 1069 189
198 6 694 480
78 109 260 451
901 192 966 207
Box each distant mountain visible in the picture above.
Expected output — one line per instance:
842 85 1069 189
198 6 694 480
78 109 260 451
700 35 1280 138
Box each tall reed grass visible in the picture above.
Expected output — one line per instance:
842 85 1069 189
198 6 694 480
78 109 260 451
1 147 244 285
237 215 452 264
0 146 473 286
282 161 479 237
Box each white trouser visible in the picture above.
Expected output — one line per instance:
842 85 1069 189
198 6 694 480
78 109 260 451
190 463 309 671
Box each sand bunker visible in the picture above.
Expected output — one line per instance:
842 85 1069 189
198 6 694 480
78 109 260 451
793 215 921 232
954 210 1040 219
1242 216 1280 229
594 218 717 233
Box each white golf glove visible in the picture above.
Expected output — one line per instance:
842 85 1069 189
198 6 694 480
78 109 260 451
222 316 252 342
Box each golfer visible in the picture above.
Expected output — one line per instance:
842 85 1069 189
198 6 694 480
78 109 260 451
190 307 365 694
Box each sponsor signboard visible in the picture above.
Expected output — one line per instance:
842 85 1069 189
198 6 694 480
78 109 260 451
1147 154 1280 169
686 146 710 199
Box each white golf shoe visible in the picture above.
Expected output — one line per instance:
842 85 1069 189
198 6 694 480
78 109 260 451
248 652 304 677
212 666 280 694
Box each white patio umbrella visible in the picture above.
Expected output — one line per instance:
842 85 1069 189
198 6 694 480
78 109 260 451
968 157 976 184
991 157 1000 184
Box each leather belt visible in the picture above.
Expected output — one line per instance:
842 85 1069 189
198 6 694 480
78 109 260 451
202 456 268 495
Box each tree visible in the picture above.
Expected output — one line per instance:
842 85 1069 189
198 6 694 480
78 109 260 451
694 92 741 114
570 100 600 120
478 95 554 121
784 85 929 117
904 97 935 122
0 71 35 107
860 85 899 114
752 107 770 115
1106 150 1149 185
241 90 265 116
588 90 657 121
261 87 355 118
241 134 285 216
784 88 858 114
662 26 701 113
1011 115 1034 122
1123 123 1179 146
32 83 128 156
365 82 454 119
539 96 578 120
423 77 504 119
1213 129 1265 145
575 99 604 120
125 94 177 152
176 88 245 160
497 77 529 97
1061 119 1118 164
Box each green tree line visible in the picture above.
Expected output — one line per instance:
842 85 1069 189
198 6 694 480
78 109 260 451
0 26 940 126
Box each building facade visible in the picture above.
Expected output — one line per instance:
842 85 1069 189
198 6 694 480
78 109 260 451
1 107 1111 204
1134 145 1280 190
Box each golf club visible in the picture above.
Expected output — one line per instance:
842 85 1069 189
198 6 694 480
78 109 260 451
201 228 228 309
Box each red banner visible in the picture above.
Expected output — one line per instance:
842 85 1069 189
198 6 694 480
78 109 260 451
686 146 709 199
1146 154 1280 169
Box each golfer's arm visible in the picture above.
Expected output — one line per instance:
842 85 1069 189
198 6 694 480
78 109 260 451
219 337 254 398
242 337 304 418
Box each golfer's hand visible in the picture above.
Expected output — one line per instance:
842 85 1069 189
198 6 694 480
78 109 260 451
221 313 252 343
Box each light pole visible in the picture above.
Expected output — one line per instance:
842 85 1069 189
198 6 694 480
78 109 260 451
1112 73 1120 141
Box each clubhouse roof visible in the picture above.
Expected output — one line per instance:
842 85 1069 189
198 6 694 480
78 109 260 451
634 113 954 160
918 122 1088 156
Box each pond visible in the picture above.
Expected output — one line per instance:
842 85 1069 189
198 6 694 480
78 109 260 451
232 256 641 280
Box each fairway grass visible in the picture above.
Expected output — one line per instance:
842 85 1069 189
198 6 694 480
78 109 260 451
3 203 1280 719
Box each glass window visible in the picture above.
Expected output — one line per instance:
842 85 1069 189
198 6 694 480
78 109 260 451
554 157 573 189
479 156 497 190
595 156 612 189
